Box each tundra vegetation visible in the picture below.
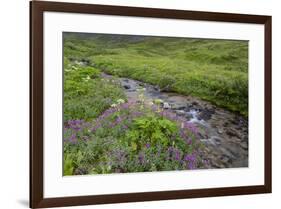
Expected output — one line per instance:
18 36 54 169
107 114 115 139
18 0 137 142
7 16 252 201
63 33 248 175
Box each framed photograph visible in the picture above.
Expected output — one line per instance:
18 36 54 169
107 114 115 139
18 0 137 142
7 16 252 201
30 1 272 208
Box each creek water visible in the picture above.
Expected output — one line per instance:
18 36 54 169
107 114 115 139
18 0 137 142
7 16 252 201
102 73 248 169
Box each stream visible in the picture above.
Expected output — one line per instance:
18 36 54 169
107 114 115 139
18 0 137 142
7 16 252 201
102 73 248 169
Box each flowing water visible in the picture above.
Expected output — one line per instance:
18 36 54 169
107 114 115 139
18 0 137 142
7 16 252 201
102 73 248 169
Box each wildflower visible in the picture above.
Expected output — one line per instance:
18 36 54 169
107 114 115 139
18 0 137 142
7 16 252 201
188 162 196 169
184 153 197 169
151 104 158 112
69 134 77 144
120 102 130 109
116 99 125 104
116 116 123 124
168 146 174 153
67 119 84 132
138 153 145 165
111 103 117 108
184 153 196 162
145 143 151 148
174 149 181 161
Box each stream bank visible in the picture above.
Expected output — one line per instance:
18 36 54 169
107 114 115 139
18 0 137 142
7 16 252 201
102 73 248 169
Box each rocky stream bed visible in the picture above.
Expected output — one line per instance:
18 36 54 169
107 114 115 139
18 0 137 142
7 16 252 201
102 73 248 169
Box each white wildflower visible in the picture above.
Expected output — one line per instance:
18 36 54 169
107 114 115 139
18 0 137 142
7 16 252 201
117 99 125 104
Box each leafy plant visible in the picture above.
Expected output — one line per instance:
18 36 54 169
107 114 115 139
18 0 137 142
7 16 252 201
63 154 74 175
125 115 178 151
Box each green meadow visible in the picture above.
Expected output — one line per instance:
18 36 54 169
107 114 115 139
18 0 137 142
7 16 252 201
64 33 248 116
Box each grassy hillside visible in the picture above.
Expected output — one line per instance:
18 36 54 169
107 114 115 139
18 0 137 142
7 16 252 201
64 33 248 116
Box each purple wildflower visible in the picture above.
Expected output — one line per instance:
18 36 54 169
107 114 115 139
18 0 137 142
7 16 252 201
68 133 77 144
188 161 196 169
138 152 145 165
184 153 196 162
184 153 197 169
116 116 123 124
174 149 181 161
168 146 174 153
67 119 85 132
120 102 130 109
183 122 199 137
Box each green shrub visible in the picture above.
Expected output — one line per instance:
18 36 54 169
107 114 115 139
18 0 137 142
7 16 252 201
124 116 178 151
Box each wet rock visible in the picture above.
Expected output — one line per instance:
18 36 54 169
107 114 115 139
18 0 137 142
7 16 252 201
220 147 236 159
163 102 171 109
223 122 229 127
242 136 248 142
240 142 248 150
175 110 186 116
198 109 214 120
230 117 242 126
220 155 231 164
171 103 186 110
154 86 160 91
192 101 199 106
217 128 224 134
226 128 240 138
123 84 131 89
211 136 222 145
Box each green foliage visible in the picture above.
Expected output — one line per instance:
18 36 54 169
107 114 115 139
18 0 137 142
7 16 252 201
63 33 248 116
63 101 206 175
63 64 126 121
158 74 176 90
63 154 74 175
63 150 84 175
125 116 178 151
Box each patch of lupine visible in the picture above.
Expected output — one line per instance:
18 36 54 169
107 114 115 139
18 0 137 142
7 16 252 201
90 99 139 131
63 99 209 175
64 119 91 144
